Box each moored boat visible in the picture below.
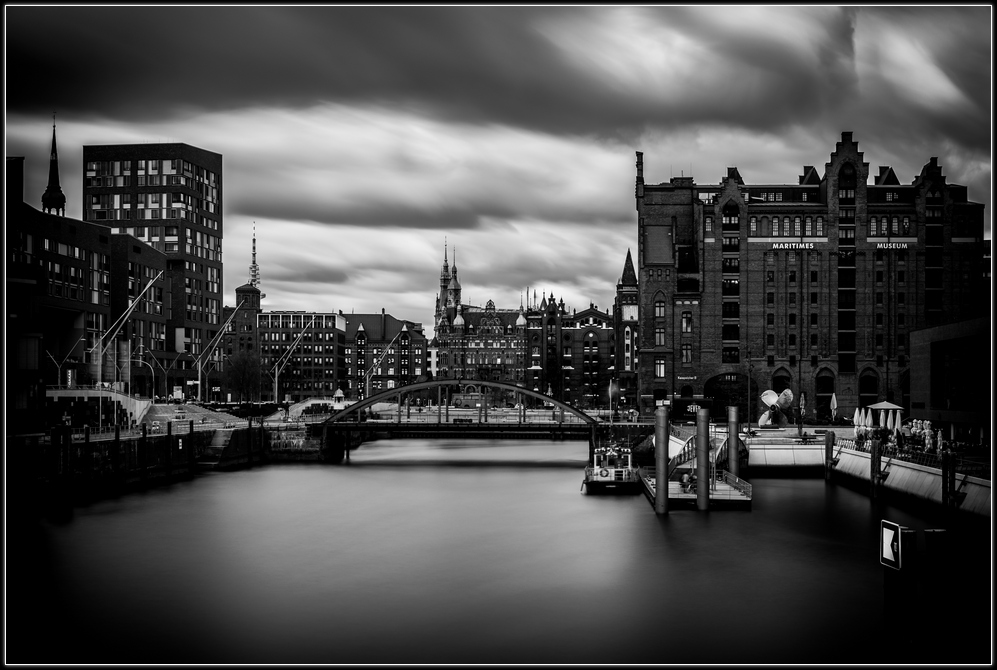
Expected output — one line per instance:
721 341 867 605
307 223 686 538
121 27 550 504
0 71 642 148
582 444 641 494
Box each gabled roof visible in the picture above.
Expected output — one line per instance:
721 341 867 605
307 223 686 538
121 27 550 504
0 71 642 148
344 313 425 342
798 166 822 185
874 166 901 186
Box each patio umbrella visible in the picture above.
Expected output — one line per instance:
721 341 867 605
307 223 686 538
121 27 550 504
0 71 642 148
879 409 887 429
830 393 838 420
868 401 903 411
864 409 874 428
886 411 895 433
851 407 860 438
893 409 903 435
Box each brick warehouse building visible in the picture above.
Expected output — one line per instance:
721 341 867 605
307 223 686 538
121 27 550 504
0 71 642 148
635 132 987 424
83 142 224 400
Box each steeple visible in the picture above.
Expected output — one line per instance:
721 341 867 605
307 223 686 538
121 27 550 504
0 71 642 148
249 223 266 298
620 248 638 287
41 115 67 216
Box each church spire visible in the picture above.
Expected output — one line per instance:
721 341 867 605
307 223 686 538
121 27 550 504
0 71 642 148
41 114 67 216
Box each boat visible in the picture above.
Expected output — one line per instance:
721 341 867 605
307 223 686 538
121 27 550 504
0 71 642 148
582 443 641 494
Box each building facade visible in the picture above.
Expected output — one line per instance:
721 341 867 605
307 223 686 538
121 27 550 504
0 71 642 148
220 283 349 403
82 142 224 399
635 132 988 424
7 145 171 431
344 311 428 400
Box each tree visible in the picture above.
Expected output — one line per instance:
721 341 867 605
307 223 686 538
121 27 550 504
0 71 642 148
224 350 262 402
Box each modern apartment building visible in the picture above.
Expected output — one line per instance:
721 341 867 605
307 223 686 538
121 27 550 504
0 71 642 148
634 132 988 423
82 143 224 397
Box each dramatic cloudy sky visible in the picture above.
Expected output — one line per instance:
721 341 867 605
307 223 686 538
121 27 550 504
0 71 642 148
6 6 991 337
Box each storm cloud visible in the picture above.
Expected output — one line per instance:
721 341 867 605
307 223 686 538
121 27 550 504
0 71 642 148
6 5 990 334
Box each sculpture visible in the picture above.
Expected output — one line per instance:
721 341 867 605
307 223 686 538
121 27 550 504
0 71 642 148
758 389 794 427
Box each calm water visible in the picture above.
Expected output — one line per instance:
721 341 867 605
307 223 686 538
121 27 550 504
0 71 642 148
8 439 991 664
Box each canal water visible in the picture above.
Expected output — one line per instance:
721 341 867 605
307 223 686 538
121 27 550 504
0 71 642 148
8 439 991 664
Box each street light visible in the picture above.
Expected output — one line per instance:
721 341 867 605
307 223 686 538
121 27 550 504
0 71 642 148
130 358 155 400
46 336 85 388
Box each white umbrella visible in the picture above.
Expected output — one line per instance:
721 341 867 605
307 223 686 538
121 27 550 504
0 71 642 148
879 410 887 429
864 409 874 428
830 393 838 420
886 411 895 433
851 407 861 439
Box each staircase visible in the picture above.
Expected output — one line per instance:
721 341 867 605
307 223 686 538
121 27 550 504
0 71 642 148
198 428 234 471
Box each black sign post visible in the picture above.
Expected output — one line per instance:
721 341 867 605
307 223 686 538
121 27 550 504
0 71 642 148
881 519 903 570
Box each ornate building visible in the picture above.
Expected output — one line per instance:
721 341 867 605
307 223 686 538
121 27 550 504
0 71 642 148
432 243 527 403
635 131 987 423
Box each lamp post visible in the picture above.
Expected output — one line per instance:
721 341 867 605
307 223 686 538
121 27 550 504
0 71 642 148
130 358 155 400
46 336 85 388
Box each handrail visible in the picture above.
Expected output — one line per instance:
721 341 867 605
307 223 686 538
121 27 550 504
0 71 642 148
720 470 753 497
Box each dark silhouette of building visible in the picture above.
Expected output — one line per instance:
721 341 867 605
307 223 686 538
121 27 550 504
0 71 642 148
635 132 987 423
7 149 170 433
82 142 224 399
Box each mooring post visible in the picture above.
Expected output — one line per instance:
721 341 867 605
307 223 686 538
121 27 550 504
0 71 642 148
166 420 174 475
940 449 950 510
139 423 148 484
112 424 121 483
187 419 196 472
696 408 710 511
654 405 670 515
437 387 442 424
478 401 483 424
824 430 836 480
870 438 880 499
484 393 489 423
726 405 739 479
445 400 449 423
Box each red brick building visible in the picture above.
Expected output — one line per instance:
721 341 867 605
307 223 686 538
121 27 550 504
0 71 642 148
635 132 987 424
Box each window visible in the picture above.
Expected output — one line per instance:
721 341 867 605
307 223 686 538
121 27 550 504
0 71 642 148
766 313 775 326
816 217 824 236
655 358 666 378
788 314 796 326
705 216 713 233
766 292 775 307
655 327 666 346
681 312 693 333
750 216 757 235
810 292 818 305
788 271 796 285
810 270 818 284
876 313 884 326
805 216 812 236
810 313 818 327
767 271 774 284
681 344 692 363
767 334 775 347
654 301 666 318
876 292 884 306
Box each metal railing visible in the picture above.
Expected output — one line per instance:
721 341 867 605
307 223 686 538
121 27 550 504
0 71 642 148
720 471 752 497
835 439 991 481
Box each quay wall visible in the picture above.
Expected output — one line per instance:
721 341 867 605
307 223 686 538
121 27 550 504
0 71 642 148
831 448 990 517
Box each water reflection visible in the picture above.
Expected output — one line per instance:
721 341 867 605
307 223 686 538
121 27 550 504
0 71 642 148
7 439 990 664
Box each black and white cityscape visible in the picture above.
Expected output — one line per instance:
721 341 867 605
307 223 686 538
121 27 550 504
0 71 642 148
5 6 992 666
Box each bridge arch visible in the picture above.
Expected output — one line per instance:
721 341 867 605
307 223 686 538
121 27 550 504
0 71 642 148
324 379 598 425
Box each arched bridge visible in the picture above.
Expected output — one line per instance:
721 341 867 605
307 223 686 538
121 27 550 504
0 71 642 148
324 379 597 426
318 379 626 463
